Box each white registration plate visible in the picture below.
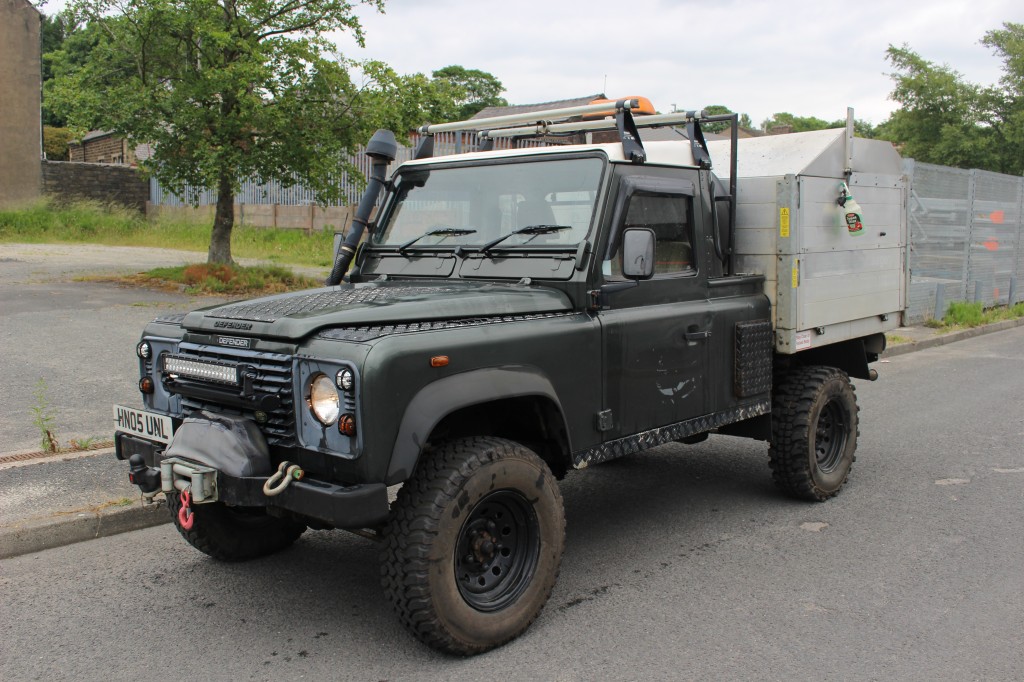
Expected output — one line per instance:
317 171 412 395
113 404 175 444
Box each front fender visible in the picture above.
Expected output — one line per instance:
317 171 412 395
385 366 565 484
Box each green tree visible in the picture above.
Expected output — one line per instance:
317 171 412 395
360 65 509 134
431 65 508 119
43 126 76 160
40 12 80 126
979 22 1024 175
877 46 985 167
701 105 753 133
760 111 876 138
365 69 465 133
880 24 1023 175
49 0 387 264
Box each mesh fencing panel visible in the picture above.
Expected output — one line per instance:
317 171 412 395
905 161 1023 323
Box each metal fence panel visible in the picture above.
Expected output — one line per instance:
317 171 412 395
905 160 1024 323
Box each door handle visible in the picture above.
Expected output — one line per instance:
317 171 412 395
684 330 711 341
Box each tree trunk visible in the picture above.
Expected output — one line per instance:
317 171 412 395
208 172 235 264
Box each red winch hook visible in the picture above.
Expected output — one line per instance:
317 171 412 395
178 488 195 530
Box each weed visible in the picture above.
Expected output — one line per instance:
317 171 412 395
31 378 59 453
927 300 1024 331
943 301 985 327
69 436 108 450
885 334 912 345
129 263 319 296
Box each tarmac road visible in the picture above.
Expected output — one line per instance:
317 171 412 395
0 244 325 453
0 244 217 452
2 327 1023 681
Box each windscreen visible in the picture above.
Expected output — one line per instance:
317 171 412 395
374 157 604 249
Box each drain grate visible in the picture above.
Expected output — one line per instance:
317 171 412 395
0 440 115 465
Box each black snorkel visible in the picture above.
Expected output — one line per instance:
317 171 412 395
325 129 399 286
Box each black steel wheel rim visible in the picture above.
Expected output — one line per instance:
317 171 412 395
815 397 848 473
455 489 540 612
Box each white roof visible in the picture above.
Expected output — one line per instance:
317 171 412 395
395 128 903 179
707 128 903 179
397 140 701 172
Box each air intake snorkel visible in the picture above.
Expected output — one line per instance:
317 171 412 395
326 129 399 286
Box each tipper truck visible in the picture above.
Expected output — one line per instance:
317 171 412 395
114 99 905 654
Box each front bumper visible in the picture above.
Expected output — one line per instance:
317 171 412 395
115 432 390 529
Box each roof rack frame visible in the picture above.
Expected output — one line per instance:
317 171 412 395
413 102 739 272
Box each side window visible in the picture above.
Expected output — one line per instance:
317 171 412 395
607 192 695 278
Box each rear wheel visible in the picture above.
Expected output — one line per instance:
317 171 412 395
167 493 306 561
380 437 565 655
769 366 859 501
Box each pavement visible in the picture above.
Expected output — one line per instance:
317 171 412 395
3 317 1022 560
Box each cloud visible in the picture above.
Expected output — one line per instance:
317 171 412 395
333 0 1022 125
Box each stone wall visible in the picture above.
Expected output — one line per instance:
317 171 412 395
41 161 150 212
0 0 42 207
147 203 357 232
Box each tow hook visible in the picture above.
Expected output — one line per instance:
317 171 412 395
178 488 195 530
127 454 161 496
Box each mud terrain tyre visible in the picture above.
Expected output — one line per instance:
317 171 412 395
380 437 566 656
167 493 306 561
769 366 859 501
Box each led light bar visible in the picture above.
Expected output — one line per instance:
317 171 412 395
162 355 239 385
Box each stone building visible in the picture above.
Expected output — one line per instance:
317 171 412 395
0 0 43 207
68 130 153 166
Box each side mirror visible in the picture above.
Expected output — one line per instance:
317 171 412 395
621 228 655 280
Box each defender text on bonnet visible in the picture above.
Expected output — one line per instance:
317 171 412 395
115 98 904 654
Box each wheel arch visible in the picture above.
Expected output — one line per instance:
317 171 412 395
783 333 885 381
385 367 572 484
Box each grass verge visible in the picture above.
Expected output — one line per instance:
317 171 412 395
0 199 338 267
928 301 1024 331
116 263 321 296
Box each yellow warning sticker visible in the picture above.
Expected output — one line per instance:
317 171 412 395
792 260 799 288
779 207 791 238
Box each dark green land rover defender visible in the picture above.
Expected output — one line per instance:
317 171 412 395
115 101 896 655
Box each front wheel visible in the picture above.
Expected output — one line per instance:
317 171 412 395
380 437 566 655
167 492 306 562
769 366 859 501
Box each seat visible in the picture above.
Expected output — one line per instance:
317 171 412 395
516 198 556 227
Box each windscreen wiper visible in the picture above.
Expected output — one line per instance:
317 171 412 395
479 225 572 255
397 227 477 255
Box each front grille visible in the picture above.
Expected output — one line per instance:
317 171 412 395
172 343 295 447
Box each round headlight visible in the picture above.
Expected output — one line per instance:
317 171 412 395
336 369 354 391
137 342 151 359
309 374 340 425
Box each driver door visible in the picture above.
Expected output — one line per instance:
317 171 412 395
598 169 710 441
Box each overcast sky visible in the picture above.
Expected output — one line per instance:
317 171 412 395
40 0 1023 126
328 0 1024 126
